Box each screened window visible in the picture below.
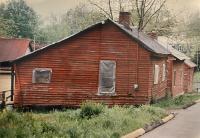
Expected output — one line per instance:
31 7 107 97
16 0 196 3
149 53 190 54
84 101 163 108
98 60 116 94
32 68 52 83
154 65 160 84
162 64 166 81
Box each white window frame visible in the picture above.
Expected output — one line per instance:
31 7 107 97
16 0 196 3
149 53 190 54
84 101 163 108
154 64 160 84
32 68 52 84
162 64 166 81
98 60 116 94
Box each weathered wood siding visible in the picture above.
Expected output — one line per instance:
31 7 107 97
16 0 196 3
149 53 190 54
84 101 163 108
166 56 174 93
184 64 194 93
151 57 168 100
14 23 166 107
171 61 185 97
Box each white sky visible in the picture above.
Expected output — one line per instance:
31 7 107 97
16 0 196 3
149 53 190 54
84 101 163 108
1 0 200 19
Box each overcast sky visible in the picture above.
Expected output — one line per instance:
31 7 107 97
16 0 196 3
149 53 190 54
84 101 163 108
1 0 200 19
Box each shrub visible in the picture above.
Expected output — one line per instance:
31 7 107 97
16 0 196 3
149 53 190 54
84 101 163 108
174 95 184 105
79 101 104 119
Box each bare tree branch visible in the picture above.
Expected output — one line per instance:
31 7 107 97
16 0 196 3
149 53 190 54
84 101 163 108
88 0 113 19
135 0 141 17
141 0 166 30
144 0 156 16
118 0 123 11
108 0 113 19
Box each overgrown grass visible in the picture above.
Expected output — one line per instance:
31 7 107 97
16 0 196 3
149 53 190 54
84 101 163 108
153 93 200 109
0 103 166 138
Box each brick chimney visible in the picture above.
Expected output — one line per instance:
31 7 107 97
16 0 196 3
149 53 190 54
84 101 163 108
147 32 158 40
119 12 131 28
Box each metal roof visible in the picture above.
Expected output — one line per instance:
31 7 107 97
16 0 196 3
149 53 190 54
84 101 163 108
163 45 190 61
184 59 197 68
0 37 31 63
12 19 170 63
112 21 170 55
169 47 190 60
157 36 190 60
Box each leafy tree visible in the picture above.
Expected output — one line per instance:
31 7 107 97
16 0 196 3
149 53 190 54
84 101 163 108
35 14 70 44
36 4 105 44
186 12 200 66
0 0 38 39
193 50 200 71
62 4 106 35
0 17 16 37
186 12 200 38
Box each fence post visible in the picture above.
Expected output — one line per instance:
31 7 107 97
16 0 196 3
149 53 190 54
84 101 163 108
2 91 5 108
11 66 14 101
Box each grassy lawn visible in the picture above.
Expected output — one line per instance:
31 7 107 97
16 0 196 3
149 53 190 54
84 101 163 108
153 93 200 110
1 92 200 138
0 103 166 138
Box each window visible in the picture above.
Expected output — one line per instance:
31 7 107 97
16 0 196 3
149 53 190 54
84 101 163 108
32 68 52 83
174 71 176 86
162 64 166 81
180 71 183 85
98 60 116 94
154 65 160 84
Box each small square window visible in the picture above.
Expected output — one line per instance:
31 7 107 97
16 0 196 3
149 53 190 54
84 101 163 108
32 68 52 83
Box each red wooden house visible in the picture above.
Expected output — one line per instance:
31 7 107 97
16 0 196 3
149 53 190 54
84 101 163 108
158 38 196 97
167 49 190 97
183 59 196 93
11 12 170 107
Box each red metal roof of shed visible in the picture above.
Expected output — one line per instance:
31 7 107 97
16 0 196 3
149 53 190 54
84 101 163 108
0 37 31 63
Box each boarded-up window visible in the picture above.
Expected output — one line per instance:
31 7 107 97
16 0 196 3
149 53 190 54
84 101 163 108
162 64 166 81
32 68 52 83
174 71 176 86
98 60 116 94
154 65 160 84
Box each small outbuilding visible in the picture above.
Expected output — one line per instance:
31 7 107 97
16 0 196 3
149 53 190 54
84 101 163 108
0 37 32 102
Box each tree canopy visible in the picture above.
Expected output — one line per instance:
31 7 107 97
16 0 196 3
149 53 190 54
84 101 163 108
0 0 38 39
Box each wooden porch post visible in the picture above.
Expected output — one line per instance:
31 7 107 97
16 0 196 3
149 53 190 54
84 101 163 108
11 65 14 101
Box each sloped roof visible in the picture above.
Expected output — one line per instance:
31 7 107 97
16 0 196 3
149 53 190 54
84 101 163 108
113 21 169 55
158 36 190 61
12 19 169 63
0 37 31 63
166 46 190 61
184 59 197 68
